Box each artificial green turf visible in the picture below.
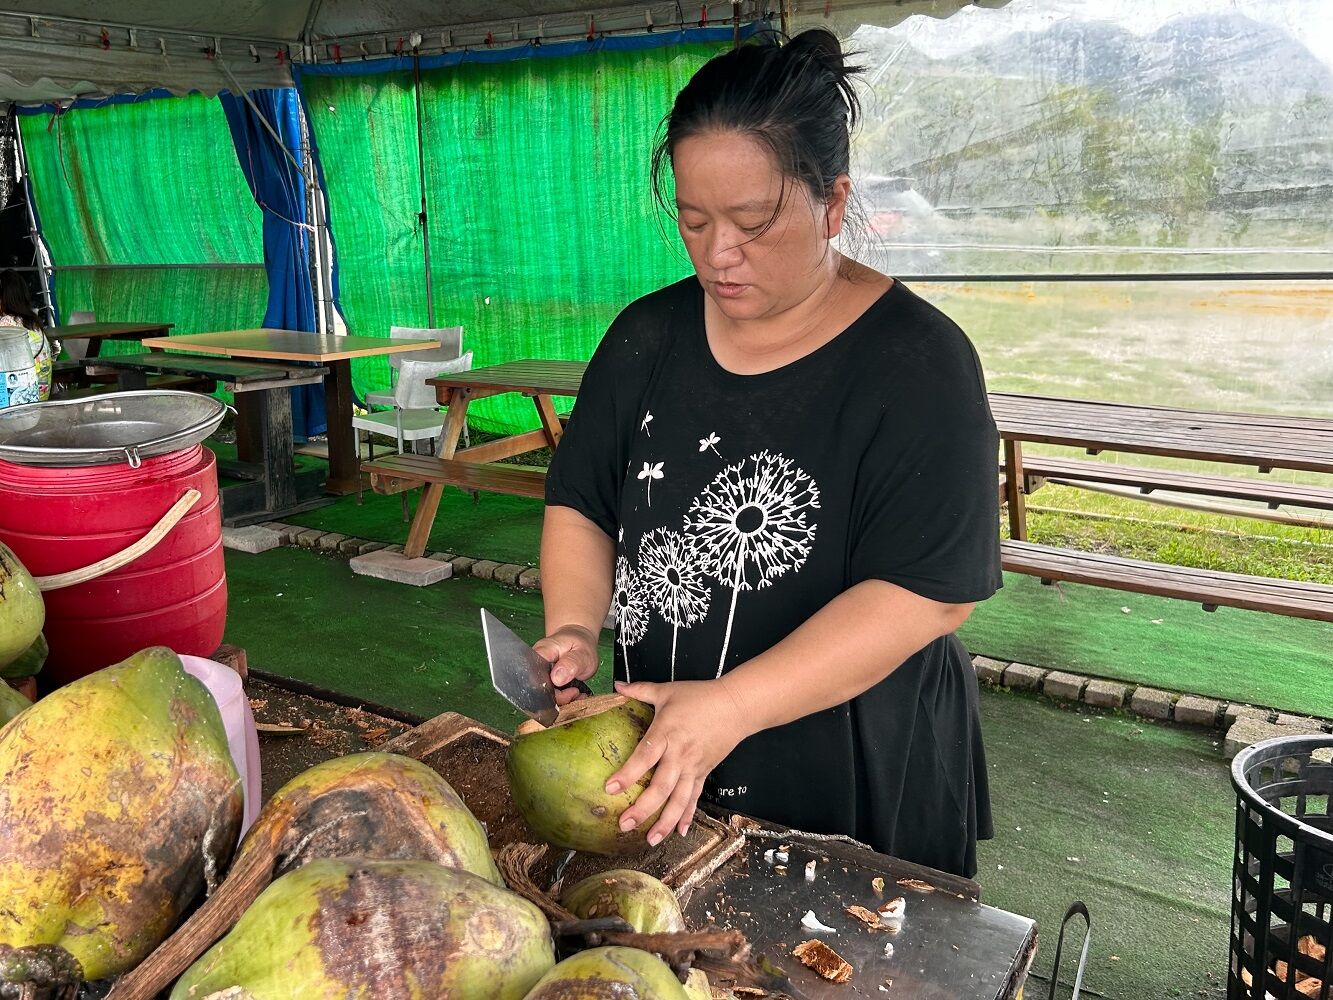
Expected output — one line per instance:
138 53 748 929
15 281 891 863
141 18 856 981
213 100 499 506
269 490 1333 717
960 573 1333 717
223 545 1238 1000
976 690 1232 1000
284 488 544 568
222 545 607 725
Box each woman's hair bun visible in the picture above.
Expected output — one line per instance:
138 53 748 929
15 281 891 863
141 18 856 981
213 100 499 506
783 28 851 76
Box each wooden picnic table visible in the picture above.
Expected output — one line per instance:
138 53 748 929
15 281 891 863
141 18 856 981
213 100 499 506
140 329 438 495
989 392 1333 542
426 358 586 462
51 321 174 357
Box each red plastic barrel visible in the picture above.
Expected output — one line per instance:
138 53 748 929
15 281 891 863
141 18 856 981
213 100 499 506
0 444 227 687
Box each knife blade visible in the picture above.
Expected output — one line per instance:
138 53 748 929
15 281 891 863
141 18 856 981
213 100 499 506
481 608 559 726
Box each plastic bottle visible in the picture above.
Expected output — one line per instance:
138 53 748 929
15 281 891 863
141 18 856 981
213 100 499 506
0 327 38 410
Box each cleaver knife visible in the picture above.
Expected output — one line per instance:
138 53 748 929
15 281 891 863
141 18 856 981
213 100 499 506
481 608 565 725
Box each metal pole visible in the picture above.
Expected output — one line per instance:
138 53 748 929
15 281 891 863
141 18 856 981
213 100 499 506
10 115 56 325
219 60 337 336
217 60 318 190
413 51 435 326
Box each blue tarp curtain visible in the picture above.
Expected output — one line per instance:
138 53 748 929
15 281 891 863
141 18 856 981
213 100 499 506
219 88 327 438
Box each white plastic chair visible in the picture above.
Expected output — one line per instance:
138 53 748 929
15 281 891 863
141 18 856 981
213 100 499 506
365 326 464 407
365 325 469 451
353 351 473 456
353 351 473 515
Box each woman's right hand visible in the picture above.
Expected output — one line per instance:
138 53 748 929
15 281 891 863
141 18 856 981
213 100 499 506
533 624 600 704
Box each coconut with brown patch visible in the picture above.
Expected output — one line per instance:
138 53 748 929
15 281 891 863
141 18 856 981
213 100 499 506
0 647 242 990
109 752 501 1000
520 946 691 999
170 859 554 1000
506 695 663 856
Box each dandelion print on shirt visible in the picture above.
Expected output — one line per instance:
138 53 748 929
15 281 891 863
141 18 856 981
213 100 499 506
686 451 820 676
611 555 649 681
637 527 712 680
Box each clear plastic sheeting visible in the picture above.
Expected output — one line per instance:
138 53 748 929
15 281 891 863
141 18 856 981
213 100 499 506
836 0 1333 275
825 0 1333 417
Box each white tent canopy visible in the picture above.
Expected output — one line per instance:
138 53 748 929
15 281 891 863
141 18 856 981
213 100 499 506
0 0 1005 103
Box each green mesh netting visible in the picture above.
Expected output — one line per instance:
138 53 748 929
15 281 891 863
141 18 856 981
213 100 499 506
303 42 724 432
19 94 266 349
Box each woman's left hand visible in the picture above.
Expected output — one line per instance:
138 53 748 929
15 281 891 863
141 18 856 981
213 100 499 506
605 677 752 847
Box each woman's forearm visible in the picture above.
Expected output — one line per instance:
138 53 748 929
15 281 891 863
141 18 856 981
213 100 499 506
719 580 975 738
540 505 616 637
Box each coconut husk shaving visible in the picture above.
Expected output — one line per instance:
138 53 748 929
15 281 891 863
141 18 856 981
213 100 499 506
497 842 809 998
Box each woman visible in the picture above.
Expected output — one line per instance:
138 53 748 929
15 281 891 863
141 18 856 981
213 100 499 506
537 29 1001 878
0 270 53 407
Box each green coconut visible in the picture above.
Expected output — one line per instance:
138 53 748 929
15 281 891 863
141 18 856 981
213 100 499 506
170 858 555 1000
0 647 241 988
0 682 29 728
559 869 686 934
520 946 690 1000
0 543 43 669
507 696 663 856
0 633 46 681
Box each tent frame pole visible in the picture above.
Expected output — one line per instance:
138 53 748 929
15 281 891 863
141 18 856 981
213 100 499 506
412 52 435 327
9 115 56 325
218 59 335 333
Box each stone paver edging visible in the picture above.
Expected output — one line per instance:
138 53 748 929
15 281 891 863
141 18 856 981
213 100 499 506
237 523 1333 753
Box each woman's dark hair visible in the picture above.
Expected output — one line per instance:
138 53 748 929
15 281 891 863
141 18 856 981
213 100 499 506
651 28 863 235
0 270 41 331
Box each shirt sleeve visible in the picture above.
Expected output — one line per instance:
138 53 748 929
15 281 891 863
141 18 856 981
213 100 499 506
544 322 631 539
847 340 1003 605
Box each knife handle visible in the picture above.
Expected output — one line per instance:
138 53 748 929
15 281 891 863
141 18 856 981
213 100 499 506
559 678 594 698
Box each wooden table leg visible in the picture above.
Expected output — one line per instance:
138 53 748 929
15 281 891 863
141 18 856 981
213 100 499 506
221 388 297 524
323 358 358 495
404 483 444 559
257 388 298 513
436 388 472 459
1003 438 1028 542
534 394 564 450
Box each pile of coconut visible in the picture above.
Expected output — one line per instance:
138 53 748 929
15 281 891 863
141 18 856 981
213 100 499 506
0 633 745 999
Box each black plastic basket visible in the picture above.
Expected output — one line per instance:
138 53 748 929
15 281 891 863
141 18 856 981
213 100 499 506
1231 735 1333 999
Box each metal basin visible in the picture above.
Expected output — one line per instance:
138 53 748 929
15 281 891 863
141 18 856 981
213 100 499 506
0 391 227 467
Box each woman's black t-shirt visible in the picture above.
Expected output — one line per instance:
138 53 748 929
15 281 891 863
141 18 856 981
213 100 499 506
545 276 1002 877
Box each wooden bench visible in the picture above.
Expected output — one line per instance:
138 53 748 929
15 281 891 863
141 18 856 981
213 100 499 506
57 374 211 399
364 454 546 558
1001 540 1333 622
1017 455 1333 513
89 353 327 393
